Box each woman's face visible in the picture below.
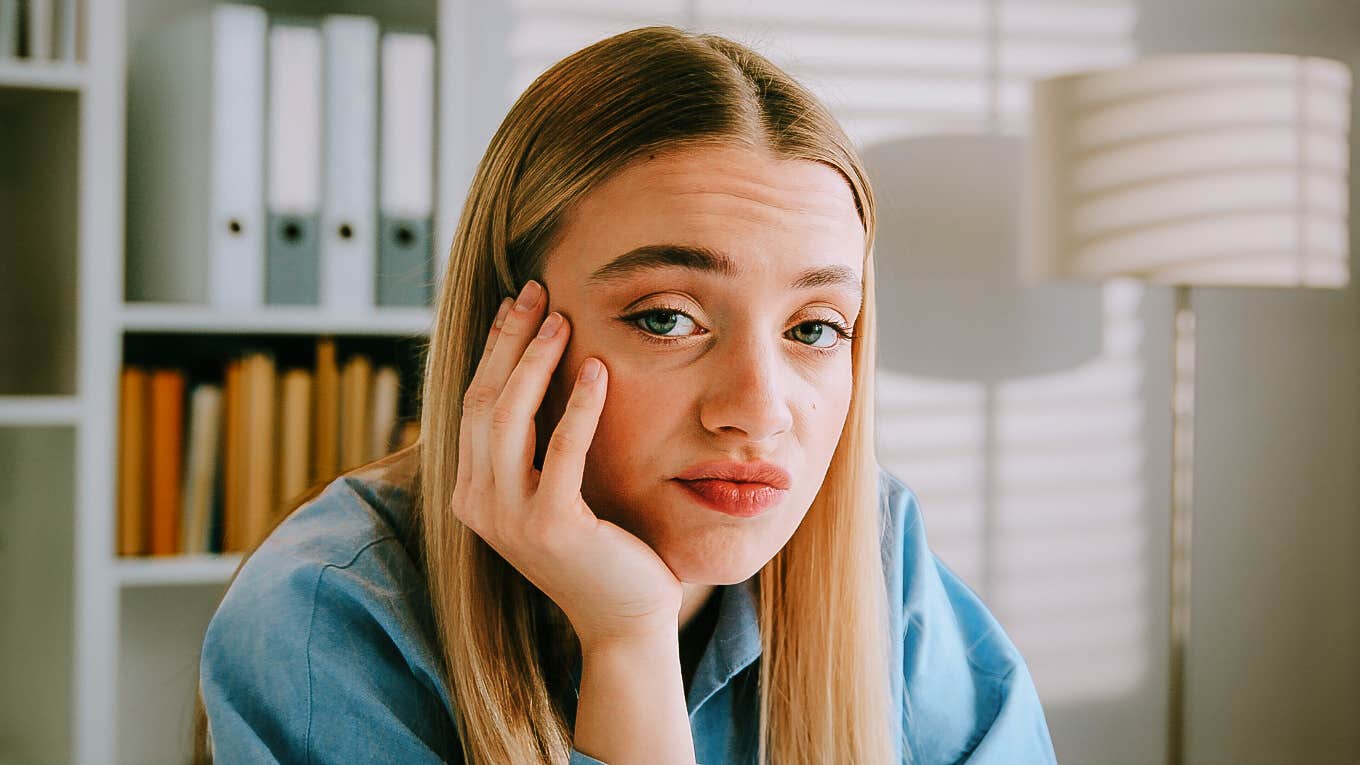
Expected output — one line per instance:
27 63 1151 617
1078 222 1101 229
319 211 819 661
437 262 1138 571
534 142 866 586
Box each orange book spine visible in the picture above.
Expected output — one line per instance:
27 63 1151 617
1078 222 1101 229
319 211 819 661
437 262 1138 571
117 366 149 556
148 368 185 556
313 338 339 483
339 353 372 471
244 352 277 548
278 368 312 509
222 358 243 552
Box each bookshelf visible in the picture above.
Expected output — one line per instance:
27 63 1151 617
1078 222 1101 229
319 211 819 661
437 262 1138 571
0 1 511 763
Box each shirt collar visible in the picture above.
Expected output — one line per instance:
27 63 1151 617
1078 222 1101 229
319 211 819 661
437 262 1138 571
685 574 763 715
566 574 763 718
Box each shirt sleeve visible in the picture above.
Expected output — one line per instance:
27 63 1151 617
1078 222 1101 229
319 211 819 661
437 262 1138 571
569 750 610 764
959 661 1059 763
199 541 460 764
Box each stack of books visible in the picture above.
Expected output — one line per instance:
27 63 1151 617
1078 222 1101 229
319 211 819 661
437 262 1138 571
116 337 418 557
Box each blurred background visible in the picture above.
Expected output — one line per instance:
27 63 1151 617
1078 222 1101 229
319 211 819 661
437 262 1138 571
0 1 1356 764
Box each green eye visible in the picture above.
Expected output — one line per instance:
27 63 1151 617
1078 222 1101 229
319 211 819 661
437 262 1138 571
619 306 854 354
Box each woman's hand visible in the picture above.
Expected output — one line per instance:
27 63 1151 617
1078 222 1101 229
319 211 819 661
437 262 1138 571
451 279 684 651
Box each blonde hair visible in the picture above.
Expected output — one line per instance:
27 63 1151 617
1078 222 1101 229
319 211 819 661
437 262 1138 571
194 24 898 764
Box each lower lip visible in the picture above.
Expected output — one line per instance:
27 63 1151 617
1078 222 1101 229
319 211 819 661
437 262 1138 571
674 479 787 517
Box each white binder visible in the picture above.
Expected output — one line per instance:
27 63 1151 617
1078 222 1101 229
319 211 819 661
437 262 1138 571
126 3 266 306
0 0 19 59
266 18 323 305
377 30 435 306
27 0 50 59
321 14 379 310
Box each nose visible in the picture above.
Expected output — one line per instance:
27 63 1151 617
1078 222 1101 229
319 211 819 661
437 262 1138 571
698 335 793 443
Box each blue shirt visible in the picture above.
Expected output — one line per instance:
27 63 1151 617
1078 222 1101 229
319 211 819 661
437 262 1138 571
199 466 1058 763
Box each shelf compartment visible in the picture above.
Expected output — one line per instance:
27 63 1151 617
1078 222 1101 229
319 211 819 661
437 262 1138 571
121 303 434 336
0 86 79 395
0 427 76 765
117 583 227 765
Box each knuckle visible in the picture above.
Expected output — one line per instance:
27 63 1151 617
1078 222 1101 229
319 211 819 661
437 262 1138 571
547 430 582 456
463 383 498 411
488 401 517 428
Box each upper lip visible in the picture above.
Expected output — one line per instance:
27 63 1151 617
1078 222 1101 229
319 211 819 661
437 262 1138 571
674 460 792 489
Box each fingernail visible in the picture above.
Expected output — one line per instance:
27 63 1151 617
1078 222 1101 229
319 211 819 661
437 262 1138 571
515 280 542 311
537 312 563 339
580 358 601 381
493 298 512 328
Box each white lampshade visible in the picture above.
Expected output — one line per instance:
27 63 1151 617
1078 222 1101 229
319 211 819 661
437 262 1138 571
1024 54 1353 288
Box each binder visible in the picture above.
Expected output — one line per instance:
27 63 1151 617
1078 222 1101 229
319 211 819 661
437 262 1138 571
126 3 267 306
27 0 50 59
0 0 18 60
54 0 75 61
266 18 323 305
377 30 436 307
321 14 379 310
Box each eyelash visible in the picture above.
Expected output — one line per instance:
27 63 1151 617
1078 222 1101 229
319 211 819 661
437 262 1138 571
618 304 857 354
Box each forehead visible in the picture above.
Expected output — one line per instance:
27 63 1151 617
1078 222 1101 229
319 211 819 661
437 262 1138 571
546 143 866 287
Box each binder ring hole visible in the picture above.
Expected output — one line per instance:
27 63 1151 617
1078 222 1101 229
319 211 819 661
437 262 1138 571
228 219 243 235
338 223 354 240
283 222 302 243
395 226 415 247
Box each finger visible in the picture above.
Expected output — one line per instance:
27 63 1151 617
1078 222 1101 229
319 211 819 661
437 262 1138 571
466 280 547 491
489 309 571 499
459 296 514 477
472 297 514 381
537 357 607 504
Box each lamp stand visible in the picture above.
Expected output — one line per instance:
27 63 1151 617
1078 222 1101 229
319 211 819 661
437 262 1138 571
1167 284 1196 765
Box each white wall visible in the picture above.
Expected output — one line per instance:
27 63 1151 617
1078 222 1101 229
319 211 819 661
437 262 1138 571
1134 1 1360 763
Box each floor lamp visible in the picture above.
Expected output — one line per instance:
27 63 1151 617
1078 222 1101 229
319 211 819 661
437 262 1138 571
1022 54 1353 765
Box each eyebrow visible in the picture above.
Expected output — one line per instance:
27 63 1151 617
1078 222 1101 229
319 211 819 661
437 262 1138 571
585 244 863 300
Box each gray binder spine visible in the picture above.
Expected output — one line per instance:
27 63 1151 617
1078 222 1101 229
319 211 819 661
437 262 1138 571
377 215 432 306
266 212 320 304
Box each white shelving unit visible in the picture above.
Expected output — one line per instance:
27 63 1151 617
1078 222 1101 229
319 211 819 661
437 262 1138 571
0 1 513 763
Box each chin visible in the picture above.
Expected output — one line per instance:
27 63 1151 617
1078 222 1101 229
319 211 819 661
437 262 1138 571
658 534 769 586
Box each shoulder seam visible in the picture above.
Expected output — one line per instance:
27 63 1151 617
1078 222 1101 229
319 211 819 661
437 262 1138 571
303 535 400 763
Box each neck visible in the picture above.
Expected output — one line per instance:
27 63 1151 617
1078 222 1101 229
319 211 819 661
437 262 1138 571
677 582 718 631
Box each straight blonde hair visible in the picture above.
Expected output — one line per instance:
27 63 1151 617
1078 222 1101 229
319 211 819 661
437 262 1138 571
194 24 900 764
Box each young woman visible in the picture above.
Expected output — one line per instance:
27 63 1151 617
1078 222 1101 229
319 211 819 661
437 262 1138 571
193 25 1058 765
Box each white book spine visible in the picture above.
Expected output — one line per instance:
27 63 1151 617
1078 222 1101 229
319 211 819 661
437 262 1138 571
321 15 379 310
209 4 267 307
180 384 223 555
268 23 322 216
380 32 435 219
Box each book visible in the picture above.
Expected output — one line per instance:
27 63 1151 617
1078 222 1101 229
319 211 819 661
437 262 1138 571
117 367 149 556
339 352 372 471
148 368 186 556
278 367 313 507
242 351 277 548
369 364 399 460
180 383 223 555
313 337 339 482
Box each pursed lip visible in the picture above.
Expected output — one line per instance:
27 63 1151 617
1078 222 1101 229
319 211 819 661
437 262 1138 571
672 460 792 490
